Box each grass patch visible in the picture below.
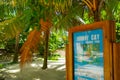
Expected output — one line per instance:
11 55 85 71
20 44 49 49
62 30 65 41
48 54 61 60
0 64 5 69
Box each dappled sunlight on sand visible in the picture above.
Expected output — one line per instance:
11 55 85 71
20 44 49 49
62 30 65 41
6 69 20 73
0 58 66 80
33 78 40 80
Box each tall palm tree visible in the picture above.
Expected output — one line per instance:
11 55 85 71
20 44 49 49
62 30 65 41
82 0 120 21
10 0 84 69
19 0 74 69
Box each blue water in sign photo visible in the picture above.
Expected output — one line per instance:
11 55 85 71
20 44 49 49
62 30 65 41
73 29 104 80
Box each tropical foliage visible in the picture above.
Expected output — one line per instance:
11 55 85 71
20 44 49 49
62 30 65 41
0 0 120 69
49 31 67 53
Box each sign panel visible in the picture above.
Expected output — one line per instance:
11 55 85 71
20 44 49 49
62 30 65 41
73 29 104 80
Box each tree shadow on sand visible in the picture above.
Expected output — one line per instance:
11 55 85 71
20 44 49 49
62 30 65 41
2 64 66 80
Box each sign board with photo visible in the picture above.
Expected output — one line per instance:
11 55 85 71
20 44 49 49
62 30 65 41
67 20 116 80
73 29 104 80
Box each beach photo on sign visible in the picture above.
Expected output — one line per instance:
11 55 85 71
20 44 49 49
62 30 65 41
74 43 104 80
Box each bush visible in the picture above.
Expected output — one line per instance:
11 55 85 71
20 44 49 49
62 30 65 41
48 54 61 60
0 64 4 69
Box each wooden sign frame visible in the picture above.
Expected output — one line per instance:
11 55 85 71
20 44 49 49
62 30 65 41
113 43 120 80
67 20 115 80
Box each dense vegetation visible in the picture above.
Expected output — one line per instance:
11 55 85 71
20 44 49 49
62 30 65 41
0 0 120 69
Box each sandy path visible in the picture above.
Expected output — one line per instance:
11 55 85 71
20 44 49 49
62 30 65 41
1 58 66 80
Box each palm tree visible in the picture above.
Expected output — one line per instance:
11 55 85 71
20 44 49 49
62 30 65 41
0 1 21 63
82 0 120 21
21 0 83 69
19 0 74 69
16 0 120 70
0 0 33 63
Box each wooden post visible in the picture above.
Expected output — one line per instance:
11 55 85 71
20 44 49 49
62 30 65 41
66 44 69 80
113 43 120 80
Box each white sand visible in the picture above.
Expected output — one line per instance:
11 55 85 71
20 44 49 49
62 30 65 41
1 58 66 80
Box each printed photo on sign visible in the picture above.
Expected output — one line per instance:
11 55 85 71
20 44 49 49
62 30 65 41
73 29 104 80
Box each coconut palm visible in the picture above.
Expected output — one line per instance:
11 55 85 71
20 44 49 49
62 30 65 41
0 0 34 62
0 0 24 62
19 0 83 69
19 0 73 69
82 0 120 21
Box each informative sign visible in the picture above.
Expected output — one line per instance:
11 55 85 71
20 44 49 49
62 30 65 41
73 29 104 80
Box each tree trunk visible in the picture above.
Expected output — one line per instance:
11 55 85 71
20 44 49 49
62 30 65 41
13 33 20 63
93 10 100 22
42 30 50 69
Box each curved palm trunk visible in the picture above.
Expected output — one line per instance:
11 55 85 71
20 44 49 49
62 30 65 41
13 33 20 63
42 30 50 69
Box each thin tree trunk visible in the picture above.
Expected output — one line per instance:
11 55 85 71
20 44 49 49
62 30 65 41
93 10 100 22
42 30 50 69
13 33 20 63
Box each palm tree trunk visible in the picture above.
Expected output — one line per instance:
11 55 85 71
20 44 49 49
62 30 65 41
13 33 20 63
93 0 100 22
42 30 50 69
93 10 100 22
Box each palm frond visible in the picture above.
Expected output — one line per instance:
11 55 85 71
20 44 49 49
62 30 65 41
20 18 52 68
0 16 25 40
104 0 119 20
20 29 41 68
52 4 85 31
39 0 72 13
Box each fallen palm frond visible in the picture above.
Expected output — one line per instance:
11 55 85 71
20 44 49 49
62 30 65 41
20 19 52 69
20 29 41 68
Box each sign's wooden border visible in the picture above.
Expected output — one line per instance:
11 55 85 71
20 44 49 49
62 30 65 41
67 20 115 80
113 43 120 80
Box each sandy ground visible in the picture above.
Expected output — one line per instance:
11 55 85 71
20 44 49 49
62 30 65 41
0 58 66 80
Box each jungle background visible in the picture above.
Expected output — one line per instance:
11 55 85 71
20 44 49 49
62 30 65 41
0 0 120 80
